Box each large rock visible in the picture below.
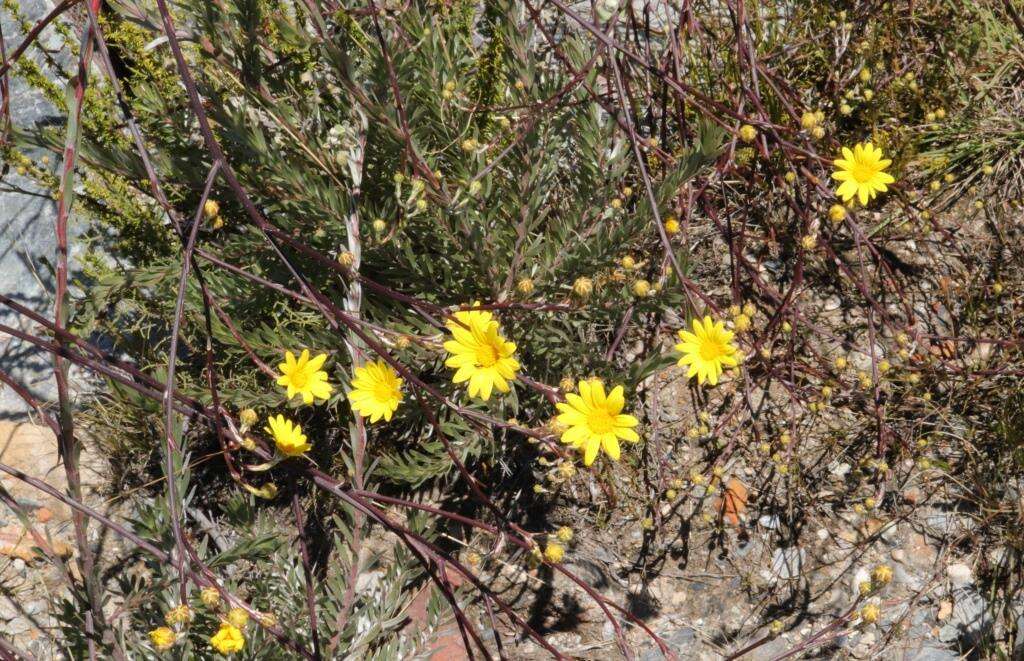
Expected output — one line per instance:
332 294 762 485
0 421 106 560
0 0 83 418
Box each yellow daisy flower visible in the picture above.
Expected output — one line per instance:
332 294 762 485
675 316 739 386
832 142 895 205
210 623 245 654
555 380 640 466
348 360 403 423
443 309 520 400
277 349 333 405
264 414 311 457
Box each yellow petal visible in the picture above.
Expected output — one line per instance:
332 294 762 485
602 435 621 461
606 386 624 414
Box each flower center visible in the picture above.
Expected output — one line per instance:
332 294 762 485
475 343 500 367
699 338 726 361
587 410 615 434
288 368 309 388
373 381 396 402
851 161 878 184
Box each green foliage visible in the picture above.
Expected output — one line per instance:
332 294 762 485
3 0 720 655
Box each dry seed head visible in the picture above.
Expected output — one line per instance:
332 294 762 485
572 276 593 298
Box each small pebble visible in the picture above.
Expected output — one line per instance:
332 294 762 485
946 563 973 587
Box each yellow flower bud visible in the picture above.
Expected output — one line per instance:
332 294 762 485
859 68 872 83
165 605 192 626
203 200 220 219
239 408 258 428
516 278 535 295
632 279 651 297
664 217 680 235
149 627 176 650
800 111 818 130
739 124 757 143
200 587 221 608
556 526 574 543
811 126 826 139
227 607 249 629
572 276 593 298
337 251 355 269
860 603 880 623
610 198 623 210
543 541 565 563
872 564 893 586
372 219 387 233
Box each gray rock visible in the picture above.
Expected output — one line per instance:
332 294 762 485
641 628 697 660
0 597 18 620
938 586 990 645
771 546 805 581
904 644 959 661
22 600 45 616
0 0 82 418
